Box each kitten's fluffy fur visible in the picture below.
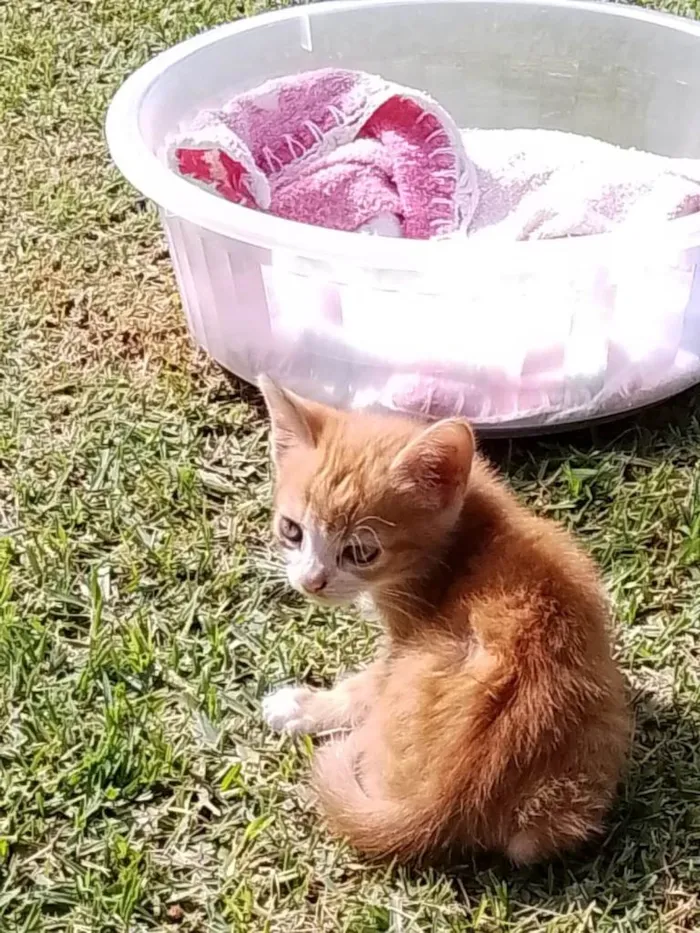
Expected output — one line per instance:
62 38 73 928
260 378 630 865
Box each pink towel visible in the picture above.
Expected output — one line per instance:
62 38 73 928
167 69 478 238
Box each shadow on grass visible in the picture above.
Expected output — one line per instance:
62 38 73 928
482 384 700 471
444 686 700 916
217 361 700 466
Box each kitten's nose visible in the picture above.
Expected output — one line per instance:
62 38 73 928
302 571 327 594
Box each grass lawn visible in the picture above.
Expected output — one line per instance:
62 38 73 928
2 0 700 929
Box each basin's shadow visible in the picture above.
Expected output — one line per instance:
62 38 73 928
215 362 699 463
481 384 700 471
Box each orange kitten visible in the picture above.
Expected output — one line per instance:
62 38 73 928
260 378 630 864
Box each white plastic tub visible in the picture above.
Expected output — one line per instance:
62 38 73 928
106 0 700 432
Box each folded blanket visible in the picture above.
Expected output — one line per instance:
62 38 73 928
168 69 700 240
465 128 700 240
167 68 478 238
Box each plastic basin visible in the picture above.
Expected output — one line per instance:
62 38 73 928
106 0 700 432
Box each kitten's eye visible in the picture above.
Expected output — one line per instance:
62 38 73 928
341 542 380 568
279 516 303 545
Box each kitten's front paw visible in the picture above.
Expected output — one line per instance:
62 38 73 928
262 686 315 734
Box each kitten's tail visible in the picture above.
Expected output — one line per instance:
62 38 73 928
312 733 443 862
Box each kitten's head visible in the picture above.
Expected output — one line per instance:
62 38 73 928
260 377 474 605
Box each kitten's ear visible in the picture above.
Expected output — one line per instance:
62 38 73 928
390 419 474 508
258 376 326 466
